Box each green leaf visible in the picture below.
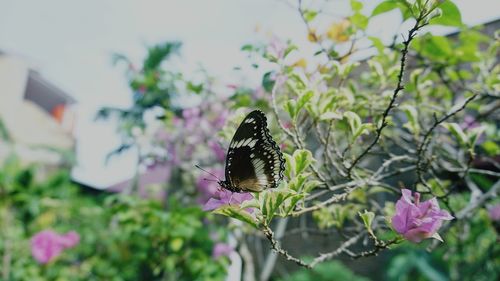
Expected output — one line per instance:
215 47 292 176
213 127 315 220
282 193 305 216
260 190 297 223
482 141 500 156
467 126 485 147
371 0 400 17
352 123 372 141
214 206 259 228
359 210 375 236
343 111 362 135
283 153 295 178
442 123 468 147
368 36 385 54
170 238 184 251
350 0 363 12
303 10 318 22
186 81 203 94
319 111 342 121
351 13 368 30
400 104 420 136
296 90 314 113
293 149 313 175
241 44 254 52
288 173 310 192
262 71 275 92
413 35 453 62
284 100 297 120
303 180 323 193
429 0 463 27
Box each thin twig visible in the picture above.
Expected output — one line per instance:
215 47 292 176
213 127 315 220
346 15 427 178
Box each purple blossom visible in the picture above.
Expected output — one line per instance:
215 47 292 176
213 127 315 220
196 168 224 204
31 230 80 264
212 242 234 259
208 140 226 162
391 189 453 243
182 107 201 130
460 115 480 130
203 189 253 211
488 204 500 221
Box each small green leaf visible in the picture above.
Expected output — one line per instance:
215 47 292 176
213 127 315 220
214 206 259 228
293 149 313 175
262 71 275 92
351 13 368 30
260 190 297 223
359 210 375 231
303 10 318 22
442 123 468 147
429 0 463 27
350 0 363 12
344 111 362 135
241 44 254 52
170 238 184 251
467 126 485 147
284 100 297 120
352 123 372 141
482 141 500 156
303 180 323 193
284 153 294 178
368 36 385 54
400 104 420 136
296 90 314 114
282 193 306 216
319 111 342 121
371 0 399 17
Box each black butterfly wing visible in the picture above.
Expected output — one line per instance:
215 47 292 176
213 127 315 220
225 110 285 192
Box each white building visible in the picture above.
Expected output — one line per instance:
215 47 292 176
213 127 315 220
0 52 76 167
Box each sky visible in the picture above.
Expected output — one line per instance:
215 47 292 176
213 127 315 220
0 0 498 187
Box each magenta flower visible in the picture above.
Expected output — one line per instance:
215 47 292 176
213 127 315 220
488 204 500 221
203 189 253 211
391 189 453 243
212 242 234 259
31 230 80 264
196 168 224 204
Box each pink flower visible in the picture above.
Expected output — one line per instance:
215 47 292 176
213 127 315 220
391 189 453 243
31 230 80 264
196 168 224 204
203 189 253 211
488 204 500 221
212 242 234 259
208 140 226 162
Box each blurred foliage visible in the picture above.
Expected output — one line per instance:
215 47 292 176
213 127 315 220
0 155 227 280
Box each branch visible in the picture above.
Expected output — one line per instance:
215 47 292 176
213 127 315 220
415 94 478 187
346 16 427 178
308 233 363 267
261 224 311 268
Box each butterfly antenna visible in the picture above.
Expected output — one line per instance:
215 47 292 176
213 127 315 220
203 178 218 182
195 165 221 181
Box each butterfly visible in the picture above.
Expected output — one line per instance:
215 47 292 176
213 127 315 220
218 110 285 193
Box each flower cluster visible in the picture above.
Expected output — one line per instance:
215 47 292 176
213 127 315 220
31 230 80 264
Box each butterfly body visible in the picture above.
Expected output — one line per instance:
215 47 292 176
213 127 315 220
220 110 285 193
